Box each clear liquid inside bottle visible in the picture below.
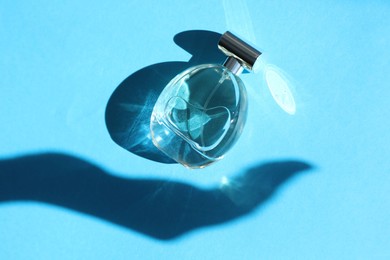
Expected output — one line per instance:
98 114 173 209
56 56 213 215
150 64 247 168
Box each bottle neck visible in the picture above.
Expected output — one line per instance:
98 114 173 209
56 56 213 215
223 56 244 75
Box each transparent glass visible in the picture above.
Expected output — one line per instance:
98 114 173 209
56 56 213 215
150 64 248 168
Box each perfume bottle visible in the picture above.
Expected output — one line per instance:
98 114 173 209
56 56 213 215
150 31 262 168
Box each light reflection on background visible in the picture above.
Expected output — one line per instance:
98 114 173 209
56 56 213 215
219 174 259 208
255 57 298 115
264 64 297 115
219 175 249 207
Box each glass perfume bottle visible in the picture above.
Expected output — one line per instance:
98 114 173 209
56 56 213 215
150 31 262 168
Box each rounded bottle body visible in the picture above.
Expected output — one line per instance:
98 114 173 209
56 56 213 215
150 64 248 168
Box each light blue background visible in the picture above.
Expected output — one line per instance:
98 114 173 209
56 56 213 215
1 1 389 259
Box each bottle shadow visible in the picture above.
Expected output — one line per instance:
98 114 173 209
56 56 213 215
105 30 226 163
0 153 313 240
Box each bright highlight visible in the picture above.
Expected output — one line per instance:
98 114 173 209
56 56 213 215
265 66 297 115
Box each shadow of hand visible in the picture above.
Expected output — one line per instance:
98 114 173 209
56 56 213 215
0 153 312 240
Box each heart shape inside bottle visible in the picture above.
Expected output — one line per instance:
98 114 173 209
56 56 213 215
165 96 231 151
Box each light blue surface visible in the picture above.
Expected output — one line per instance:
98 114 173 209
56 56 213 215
1 1 389 259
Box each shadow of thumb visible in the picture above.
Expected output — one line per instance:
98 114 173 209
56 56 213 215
220 161 312 209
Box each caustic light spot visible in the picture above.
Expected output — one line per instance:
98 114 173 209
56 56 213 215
220 176 230 187
265 66 296 115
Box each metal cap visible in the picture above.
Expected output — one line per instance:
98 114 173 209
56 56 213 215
218 31 262 72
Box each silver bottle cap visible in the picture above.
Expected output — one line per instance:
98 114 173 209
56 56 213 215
218 31 262 72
